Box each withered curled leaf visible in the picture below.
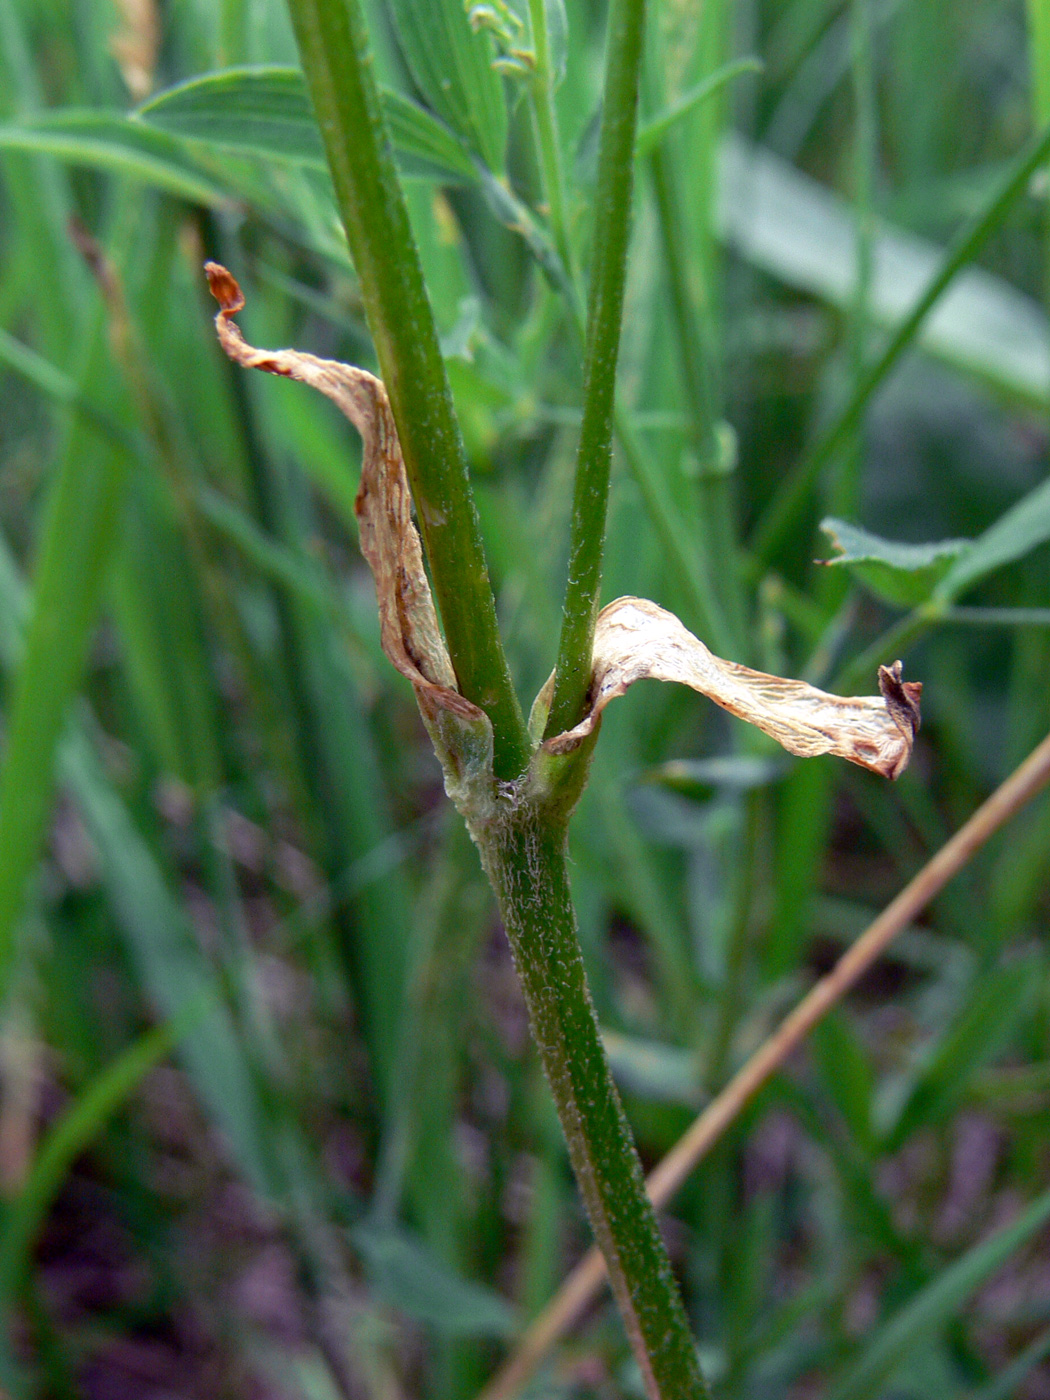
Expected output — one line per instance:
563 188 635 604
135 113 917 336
205 263 495 816
539 597 920 780
205 263 480 721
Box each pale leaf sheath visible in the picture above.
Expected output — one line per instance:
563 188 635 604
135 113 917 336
542 597 921 779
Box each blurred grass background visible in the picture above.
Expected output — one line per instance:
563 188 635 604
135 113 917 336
1 0 1050 1396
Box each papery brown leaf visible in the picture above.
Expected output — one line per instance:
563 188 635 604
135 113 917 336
542 597 920 779
204 263 482 728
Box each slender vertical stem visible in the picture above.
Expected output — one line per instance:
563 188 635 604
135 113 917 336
527 0 573 281
478 810 709 1400
829 0 876 525
285 0 529 778
647 133 739 658
544 0 648 737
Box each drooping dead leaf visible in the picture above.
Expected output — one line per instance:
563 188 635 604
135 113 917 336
204 263 482 733
540 597 920 779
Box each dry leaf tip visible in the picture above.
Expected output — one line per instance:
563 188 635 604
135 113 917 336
204 261 245 316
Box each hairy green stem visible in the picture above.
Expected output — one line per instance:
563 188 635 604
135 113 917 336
545 0 648 737
285 0 529 778
477 805 709 1400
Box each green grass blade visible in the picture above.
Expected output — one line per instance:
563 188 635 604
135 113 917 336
636 58 763 158
826 1184 1050 1400
880 957 1039 1152
966 1322 1050 1400
0 306 129 1002
0 532 276 1196
60 732 277 1194
937 474 1050 602
0 328 139 450
0 1019 183 1306
0 113 231 204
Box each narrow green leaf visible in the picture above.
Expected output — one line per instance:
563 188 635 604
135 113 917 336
880 958 1038 1152
966 1322 1050 1400
0 111 230 204
0 1020 182 1305
138 67 479 183
945 606 1050 625
0 534 276 1196
138 67 326 160
0 327 138 451
745 116 1050 561
819 517 970 607
826 1183 1050 1400
61 734 277 1196
937 473 1050 601
351 1222 516 1337
636 57 763 158
722 133 1050 412
812 1011 876 1152
195 485 350 623
0 306 129 1001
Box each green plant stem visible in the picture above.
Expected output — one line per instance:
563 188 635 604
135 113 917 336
544 0 648 737
285 0 529 779
751 115 1050 565
705 790 760 1087
481 168 724 645
527 0 573 280
477 808 709 1400
830 0 876 523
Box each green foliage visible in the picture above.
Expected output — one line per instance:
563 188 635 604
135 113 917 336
819 519 969 607
1 0 1050 1395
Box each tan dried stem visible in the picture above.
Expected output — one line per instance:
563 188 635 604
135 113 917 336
479 728 1050 1400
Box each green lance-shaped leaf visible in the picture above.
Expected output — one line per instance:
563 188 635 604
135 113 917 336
138 67 480 184
819 518 970 607
0 110 231 204
386 0 508 172
820 472 1050 613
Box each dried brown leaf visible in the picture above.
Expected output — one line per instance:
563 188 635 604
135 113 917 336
204 263 481 730
541 597 920 779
